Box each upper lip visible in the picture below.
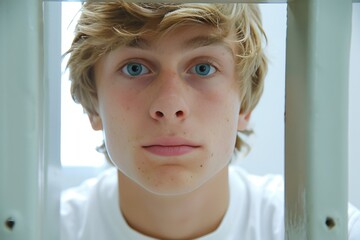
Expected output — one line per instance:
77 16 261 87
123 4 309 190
142 137 201 147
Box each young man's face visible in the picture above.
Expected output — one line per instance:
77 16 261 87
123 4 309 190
91 24 250 196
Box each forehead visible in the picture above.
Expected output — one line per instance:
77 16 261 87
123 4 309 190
122 24 236 55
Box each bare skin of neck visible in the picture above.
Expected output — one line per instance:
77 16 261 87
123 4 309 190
117 168 229 239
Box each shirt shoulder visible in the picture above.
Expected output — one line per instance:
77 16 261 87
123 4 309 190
60 168 118 240
229 165 284 207
226 166 285 240
229 166 360 240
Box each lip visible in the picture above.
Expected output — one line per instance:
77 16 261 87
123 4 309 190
142 137 201 157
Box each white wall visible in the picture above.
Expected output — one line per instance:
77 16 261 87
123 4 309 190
238 4 286 177
348 3 360 209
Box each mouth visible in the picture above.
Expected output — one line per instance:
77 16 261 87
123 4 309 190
142 137 201 157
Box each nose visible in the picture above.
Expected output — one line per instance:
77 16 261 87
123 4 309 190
150 96 188 121
149 72 189 122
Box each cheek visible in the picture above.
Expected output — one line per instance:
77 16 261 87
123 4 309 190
98 84 145 131
211 112 239 154
201 87 241 131
200 94 241 166
98 94 143 167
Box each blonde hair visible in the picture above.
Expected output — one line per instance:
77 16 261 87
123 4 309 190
66 1 267 157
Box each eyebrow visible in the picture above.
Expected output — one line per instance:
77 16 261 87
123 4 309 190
126 37 151 49
125 35 234 55
184 35 236 57
182 35 232 52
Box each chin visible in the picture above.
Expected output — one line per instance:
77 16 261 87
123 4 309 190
137 166 229 197
140 181 205 197
135 170 209 197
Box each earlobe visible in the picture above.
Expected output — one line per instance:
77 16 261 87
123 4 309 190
88 114 103 131
237 111 251 131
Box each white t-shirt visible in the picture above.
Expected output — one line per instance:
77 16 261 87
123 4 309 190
61 166 360 240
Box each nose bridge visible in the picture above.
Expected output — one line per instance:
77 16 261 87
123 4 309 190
149 71 189 121
159 71 185 98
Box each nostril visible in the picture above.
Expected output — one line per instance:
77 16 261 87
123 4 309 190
152 110 186 119
176 110 184 118
156 111 164 118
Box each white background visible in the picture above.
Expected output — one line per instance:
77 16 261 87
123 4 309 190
61 3 360 208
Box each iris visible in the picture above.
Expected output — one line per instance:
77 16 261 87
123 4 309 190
123 63 149 76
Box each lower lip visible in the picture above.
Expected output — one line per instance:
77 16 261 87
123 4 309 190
143 145 198 157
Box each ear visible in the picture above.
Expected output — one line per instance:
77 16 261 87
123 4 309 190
237 111 251 131
88 114 103 131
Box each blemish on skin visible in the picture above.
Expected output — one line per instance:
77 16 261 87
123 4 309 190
226 118 230 122
200 164 203 168
211 153 214 158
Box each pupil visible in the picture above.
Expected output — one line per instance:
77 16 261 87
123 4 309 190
131 65 140 73
199 65 206 72
196 64 209 75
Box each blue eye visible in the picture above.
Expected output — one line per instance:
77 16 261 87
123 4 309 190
122 63 149 76
190 63 216 76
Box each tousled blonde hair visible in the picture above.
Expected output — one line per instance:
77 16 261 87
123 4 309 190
66 1 267 158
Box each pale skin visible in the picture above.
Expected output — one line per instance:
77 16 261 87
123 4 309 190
89 25 251 239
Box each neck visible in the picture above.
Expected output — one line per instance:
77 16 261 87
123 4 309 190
117 167 229 240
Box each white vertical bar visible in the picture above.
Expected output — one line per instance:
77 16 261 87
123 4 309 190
285 0 352 239
0 0 44 240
